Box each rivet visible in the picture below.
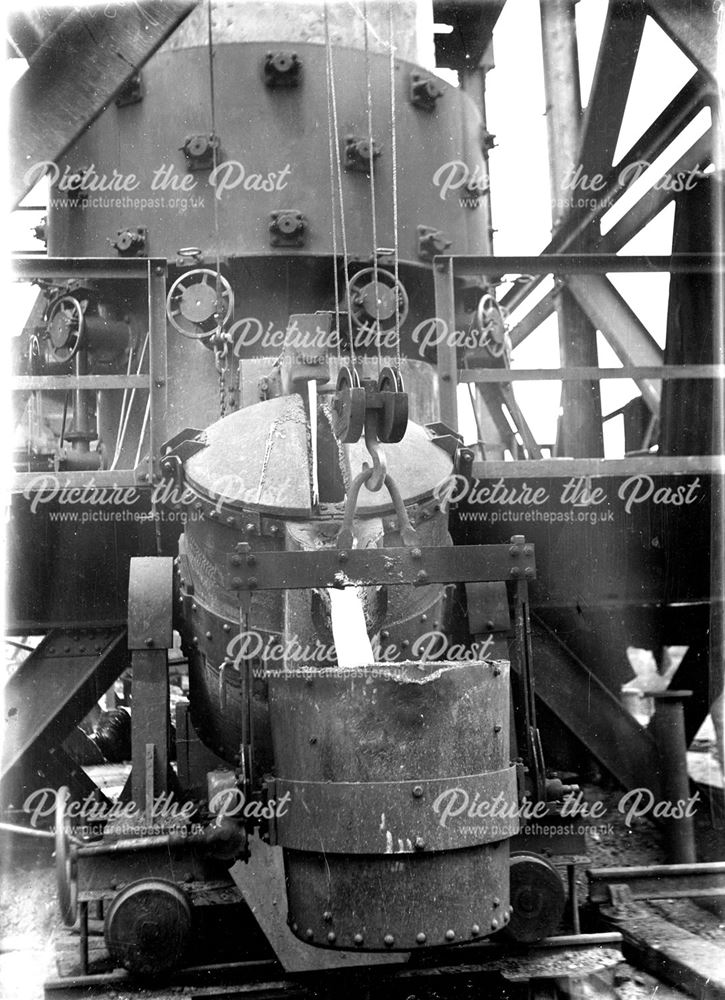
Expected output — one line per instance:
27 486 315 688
509 544 521 557
192 636 199 646
327 931 336 943
246 523 256 534
471 924 480 937
524 567 534 579
524 544 534 555
414 836 425 850
305 928 314 940
48 647 56 654
401 639 409 648
353 933 364 946
248 577 258 590
493 665 501 676
494 723 502 733
486 620 495 630
323 910 332 922
291 922 298 933
503 911 510 923
445 929 455 941
412 785 424 798
223 623 231 633
383 934 395 947
420 614 427 622
269 524 280 535
416 932 426 944
231 555 242 566
209 510 218 519
381 630 390 639
411 548 422 559
206 631 213 640
433 621 439 628
246 554 257 566
191 603 197 612
144 638 153 648
226 516 235 526
416 570 428 584
338 551 348 563
509 567 521 579
491 918 499 930
493 897 500 907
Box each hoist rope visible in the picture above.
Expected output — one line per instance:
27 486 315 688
323 6 343 366
362 1 382 373
323 3 355 369
388 3 402 375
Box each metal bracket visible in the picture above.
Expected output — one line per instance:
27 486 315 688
128 557 174 649
159 428 206 487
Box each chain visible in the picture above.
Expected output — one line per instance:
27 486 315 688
214 335 231 416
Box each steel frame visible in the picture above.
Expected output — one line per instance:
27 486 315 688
433 252 725 461
10 256 168 490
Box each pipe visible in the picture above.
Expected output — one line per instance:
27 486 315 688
645 690 697 864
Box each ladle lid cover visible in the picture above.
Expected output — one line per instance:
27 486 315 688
184 394 453 516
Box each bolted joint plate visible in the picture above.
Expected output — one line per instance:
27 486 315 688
128 556 174 650
269 765 519 853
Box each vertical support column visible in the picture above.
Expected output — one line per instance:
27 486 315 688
147 259 168 482
646 691 697 863
433 256 458 431
128 556 174 813
539 0 603 457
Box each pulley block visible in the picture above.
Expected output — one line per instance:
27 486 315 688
377 366 408 443
330 366 366 443
166 268 234 339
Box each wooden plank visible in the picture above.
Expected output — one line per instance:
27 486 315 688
602 905 725 1000
10 2 198 209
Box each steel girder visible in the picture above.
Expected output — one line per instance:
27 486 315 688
10 1 198 209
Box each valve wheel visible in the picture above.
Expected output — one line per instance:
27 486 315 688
377 366 408 443
474 293 508 359
347 268 409 332
44 295 85 364
55 786 78 927
331 366 366 443
166 268 234 339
